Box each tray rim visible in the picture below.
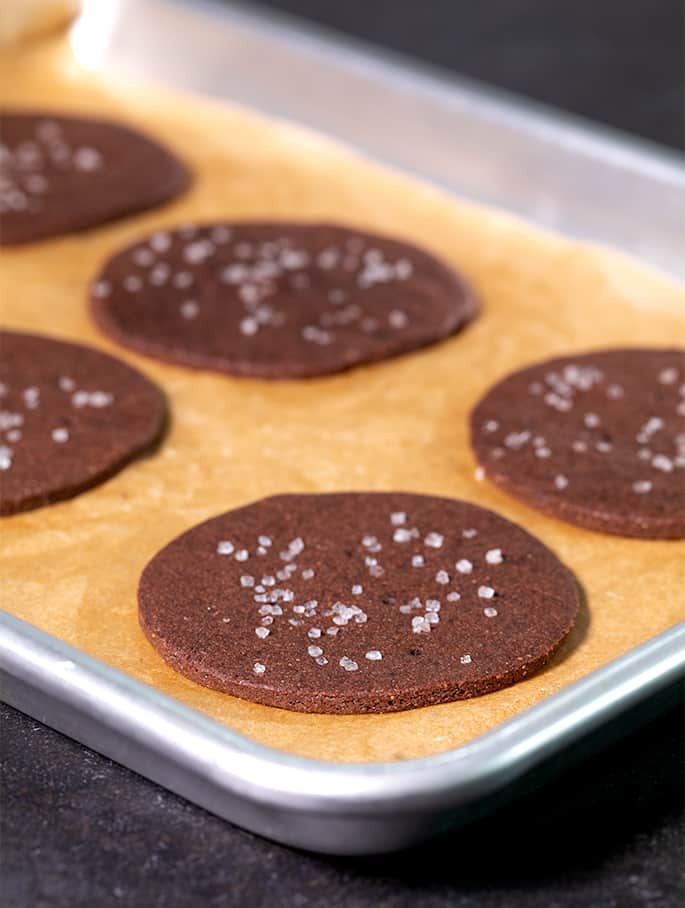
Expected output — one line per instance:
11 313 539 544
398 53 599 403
84 0 685 281
186 0 685 172
2 0 685 854
2 612 683 800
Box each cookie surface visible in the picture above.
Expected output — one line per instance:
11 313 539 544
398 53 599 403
470 348 685 538
0 111 190 244
0 330 166 515
139 492 579 714
90 222 477 378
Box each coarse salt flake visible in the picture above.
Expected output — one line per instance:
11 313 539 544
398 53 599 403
0 446 13 471
658 367 678 384
180 300 199 319
123 275 142 292
73 146 102 172
150 232 171 253
339 656 359 672
652 454 673 473
632 480 652 494
412 616 431 634
424 532 444 548
393 528 413 543
92 280 111 299
240 317 259 337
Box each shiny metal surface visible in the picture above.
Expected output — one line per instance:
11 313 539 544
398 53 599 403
2 0 684 855
1 611 684 853
72 0 685 280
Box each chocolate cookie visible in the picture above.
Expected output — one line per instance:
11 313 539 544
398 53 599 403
90 222 477 378
139 492 579 714
470 348 685 538
0 111 190 245
0 330 166 515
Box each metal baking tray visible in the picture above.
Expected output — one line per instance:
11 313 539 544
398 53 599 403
2 0 684 855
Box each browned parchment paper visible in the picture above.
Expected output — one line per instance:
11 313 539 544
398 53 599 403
1 37 684 762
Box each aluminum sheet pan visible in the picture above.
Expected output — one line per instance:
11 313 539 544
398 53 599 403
71 0 685 280
1 0 684 855
2 612 684 854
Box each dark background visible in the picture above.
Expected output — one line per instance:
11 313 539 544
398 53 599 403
2 1 684 906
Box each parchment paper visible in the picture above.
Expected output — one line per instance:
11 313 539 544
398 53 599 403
1 36 683 762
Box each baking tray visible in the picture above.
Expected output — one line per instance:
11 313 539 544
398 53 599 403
71 0 685 280
2 0 685 855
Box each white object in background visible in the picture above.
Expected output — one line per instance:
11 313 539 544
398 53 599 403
69 0 119 69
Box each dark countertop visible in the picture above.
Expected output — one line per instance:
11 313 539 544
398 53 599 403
2 2 684 906
2 700 683 907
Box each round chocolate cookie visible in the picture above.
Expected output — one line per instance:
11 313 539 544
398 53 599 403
90 222 477 378
139 492 579 714
0 111 190 245
470 348 685 538
0 331 166 515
